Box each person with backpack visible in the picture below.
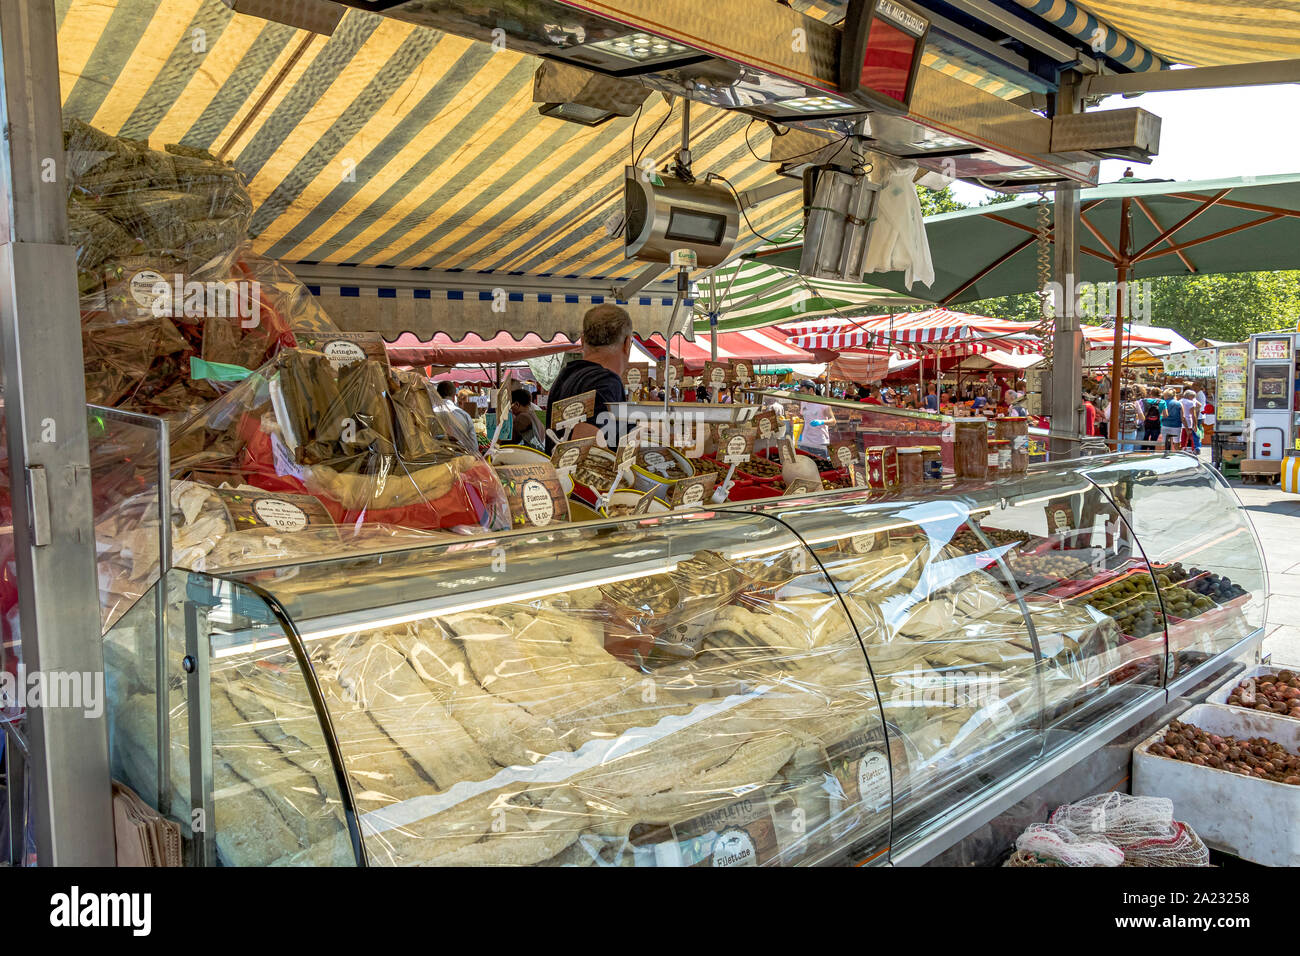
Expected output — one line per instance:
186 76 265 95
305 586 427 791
1159 386 1184 451
1117 387 1140 451
1140 385 1164 449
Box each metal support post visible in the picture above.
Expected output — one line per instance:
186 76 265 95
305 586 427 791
1049 76 1085 461
0 0 114 863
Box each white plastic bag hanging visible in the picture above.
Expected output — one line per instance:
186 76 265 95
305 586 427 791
863 158 935 289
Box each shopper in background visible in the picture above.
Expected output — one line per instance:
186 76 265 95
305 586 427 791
1008 390 1028 417
1117 387 1139 451
508 387 545 450
1139 385 1163 449
1160 386 1184 451
545 304 631 451
923 384 939 411
436 380 475 436
1180 388 1202 454
1201 390 1216 450
1082 395 1097 437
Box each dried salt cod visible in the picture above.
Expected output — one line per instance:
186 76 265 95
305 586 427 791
114 691 331 866
328 637 498 791
387 621 573 768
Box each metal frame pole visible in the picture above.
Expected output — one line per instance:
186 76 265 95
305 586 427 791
1049 75 1084 460
0 0 114 863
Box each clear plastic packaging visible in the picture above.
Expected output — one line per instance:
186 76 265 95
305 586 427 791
169 348 509 535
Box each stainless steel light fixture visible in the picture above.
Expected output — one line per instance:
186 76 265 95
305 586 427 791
219 0 344 35
533 61 649 127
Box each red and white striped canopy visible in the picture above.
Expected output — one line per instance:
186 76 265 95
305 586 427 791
784 310 1043 356
643 326 815 371
1080 325 1170 349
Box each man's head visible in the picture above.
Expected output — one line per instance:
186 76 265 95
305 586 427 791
509 387 533 413
580 304 634 375
436 381 456 400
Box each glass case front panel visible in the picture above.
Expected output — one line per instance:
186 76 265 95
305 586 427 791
104 571 356 865
745 492 1059 856
1080 455 1267 675
227 511 890 866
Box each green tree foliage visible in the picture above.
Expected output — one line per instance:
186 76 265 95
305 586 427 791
909 189 1300 339
1144 271 1300 342
916 185 965 216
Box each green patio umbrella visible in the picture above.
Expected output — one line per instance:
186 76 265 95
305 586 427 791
691 250 929 334
755 173 1300 303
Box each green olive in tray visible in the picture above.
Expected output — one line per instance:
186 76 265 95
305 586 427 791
740 457 782 479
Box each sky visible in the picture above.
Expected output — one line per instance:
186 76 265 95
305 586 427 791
950 82 1300 205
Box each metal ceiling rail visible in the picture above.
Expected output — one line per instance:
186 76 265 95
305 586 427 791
1080 57 1300 95
289 263 685 299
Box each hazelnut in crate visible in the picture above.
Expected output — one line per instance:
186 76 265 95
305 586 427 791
1225 670 1300 718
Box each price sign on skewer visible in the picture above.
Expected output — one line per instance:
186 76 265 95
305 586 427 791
623 362 651 398
777 438 796 466
730 359 753 388
783 478 820 496
551 389 596 442
717 426 754 500
631 488 659 514
751 409 778 453
702 361 729 399
830 441 858 475
550 437 594 479
719 427 754 465
671 474 716 509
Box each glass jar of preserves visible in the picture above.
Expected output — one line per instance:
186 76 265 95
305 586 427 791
989 439 1010 477
996 416 1030 474
898 446 924 486
954 418 988 479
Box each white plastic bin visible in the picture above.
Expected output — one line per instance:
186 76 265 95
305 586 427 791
1205 662 1300 720
1133 703 1300 866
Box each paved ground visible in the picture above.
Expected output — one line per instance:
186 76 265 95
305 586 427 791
1228 477 1300 663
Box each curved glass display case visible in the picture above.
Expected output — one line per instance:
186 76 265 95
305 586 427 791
101 453 1266 866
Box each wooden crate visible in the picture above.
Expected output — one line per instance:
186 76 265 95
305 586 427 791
1240 459 1281 484
1221 448 1247 465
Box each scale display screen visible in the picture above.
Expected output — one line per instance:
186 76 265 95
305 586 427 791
665 208 728 245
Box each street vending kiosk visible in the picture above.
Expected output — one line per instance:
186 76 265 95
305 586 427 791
1248 332 1299 460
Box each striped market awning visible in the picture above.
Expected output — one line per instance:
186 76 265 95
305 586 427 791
784 310 1044 356
693 254 929 333
1038 0 1300 68
54 0 806 299
644 326 815 370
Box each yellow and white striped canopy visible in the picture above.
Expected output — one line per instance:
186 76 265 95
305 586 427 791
56 0 814 283
54 0 1044 289
1058 0 1300 68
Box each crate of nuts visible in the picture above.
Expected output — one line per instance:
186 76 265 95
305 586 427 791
1134 703 1300 865
1206 664 1300 720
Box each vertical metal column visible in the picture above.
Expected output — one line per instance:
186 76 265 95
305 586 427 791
0 0 114 863
1049 76 1084 461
